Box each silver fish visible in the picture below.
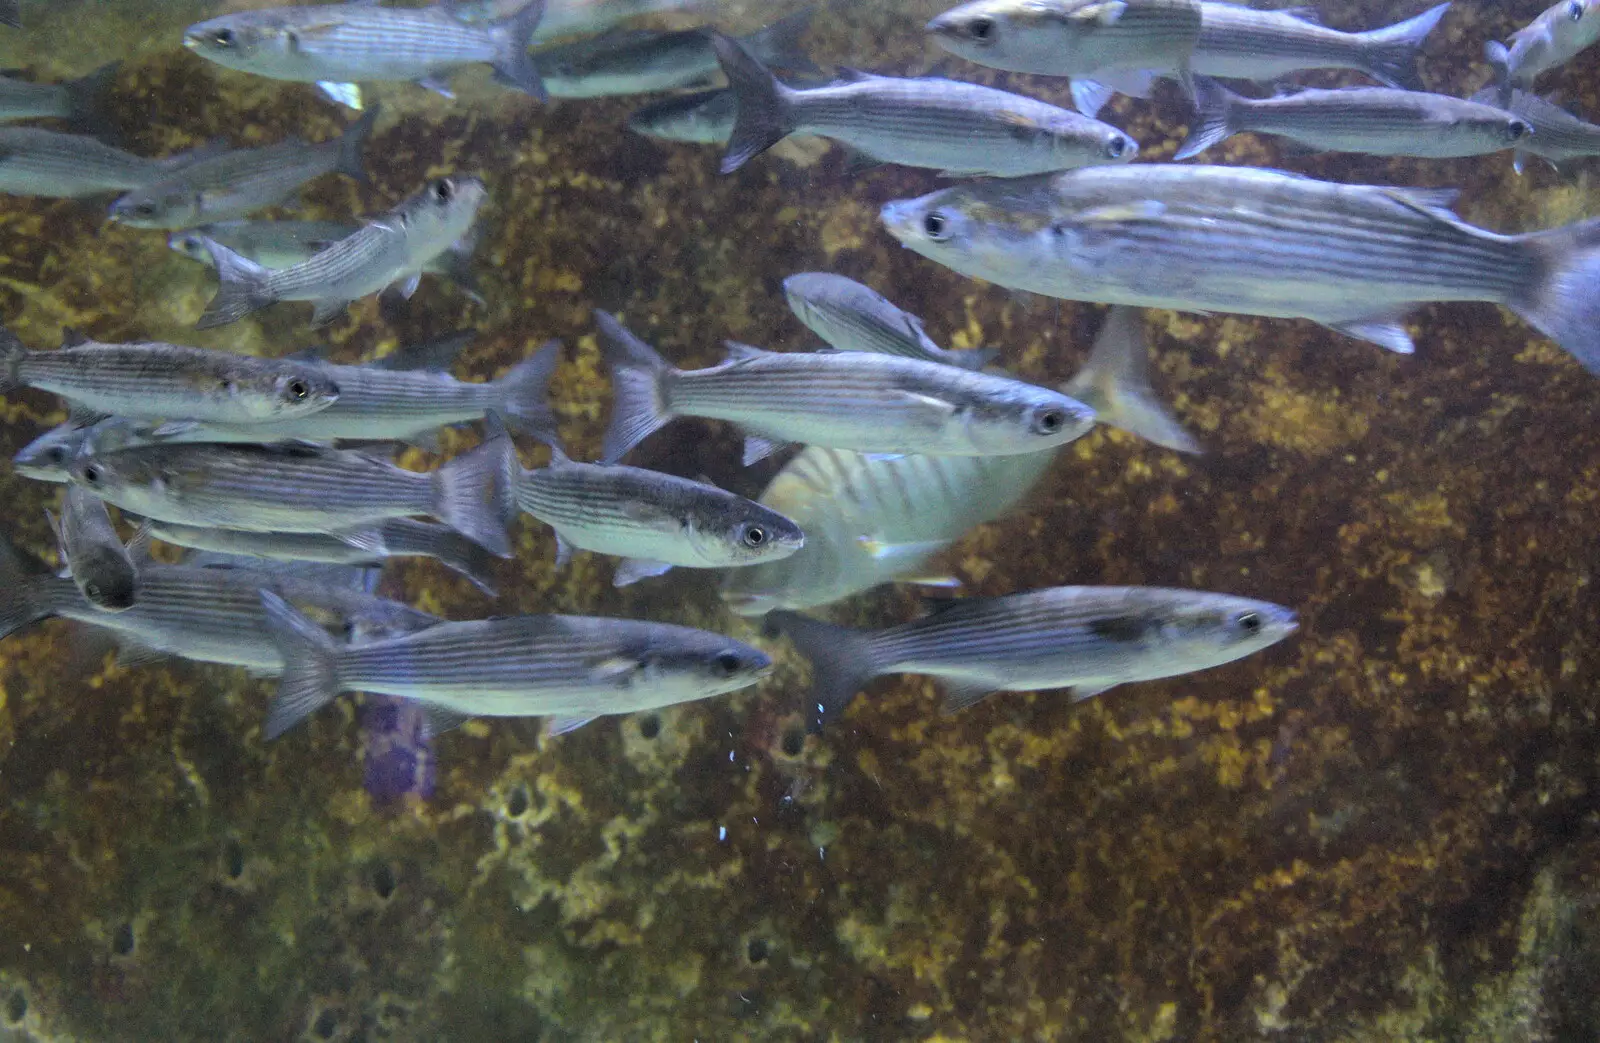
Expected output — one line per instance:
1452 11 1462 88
513 440 805 586
711 32 1137 176
1064 306 1200 455
168 219 481 299
258 590 773 740
540 11 817 99
627 88 735 144
1471 86 1600 172
1176 80 1534 161
447 0 693 42
144 519 499 595
13 417 153 483
0 330 341 425
0 536 437 673
0 1 17 29
768 586 1298 729
0 62 117 130
880 164 1600 368
0 128 211 198
47 486 138 611
594 311 1097 465
1488 0 1600 103
782 272 994 371
69 435 514 555
182 1 547 103
195 174 486 329
144 340 558 448
109 106 376 229
927 0 1201 86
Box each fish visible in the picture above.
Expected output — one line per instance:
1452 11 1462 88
710 32 1138 177
12 418 152 483
1064 306 1200 455
1470 86 1600 173
0 1 18 29
926 0 1202 92
1488 0 1600 104
258 589 773 740
879 164 1600 368
1175 80 1535 161
0 535 438 674
540 10 817 98
47 486 139 611
167 219 482 301
0 127 214 198
782 272 995 371
109 105 377 229
767 586 1298 730
182 1 548 106
594 310 1098 465
141 340 559 448
0 329 342 425
68 435 515 556
512 438 805 586
194 174 486 329
143 518 500 595
626 88 735 144
0 62 118 132
446 0 696 42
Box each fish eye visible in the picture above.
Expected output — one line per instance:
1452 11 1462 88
741 525 767 548
966 15 996 42
1508 119 1533 140
84 581 101 600
1570 1 1585 21
1032 406 1066 435
286 378 309 400
923 210 952 241
714 651 743 676
1235 611 1263 636
431 178 455 204
81 463 103 485
46 446 67 464
131 201 157 218
211 28 236 47
1105 136 1129 159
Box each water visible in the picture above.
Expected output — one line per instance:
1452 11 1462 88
0 1 1597 1040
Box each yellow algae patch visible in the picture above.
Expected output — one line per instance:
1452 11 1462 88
1242 379 1370 455
818 196 878 257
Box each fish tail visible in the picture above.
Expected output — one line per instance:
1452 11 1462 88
1064 307 1201 454
1174 77 1238 161
765 611 887 732
1357 1 1451 91
0 0 18 28
195 238 274 329
0 534 64 640
260 590 346 740
1510 217 1600 375
710 31 798 174
594 310 676 463
335 102 379 185
0 325 25 393
743 7 822 78
430 419 518 557
491 0 548 102
61 62 121 140
1485 40 1514 106
379 520 500 596
494 339 561 443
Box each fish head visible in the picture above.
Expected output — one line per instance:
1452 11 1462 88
959 382 1097 453
74 549 138 612
1156 594 1299 667
167 230 216 266
1003 109 1138 167
14 424 90 482
880 184 1049 287
687 500 806 568
625 629 774 699
927 0 1134 72
395 176 489 257
247 368 342 421
110 186 204 230
182 13 296 75
69 450 164 510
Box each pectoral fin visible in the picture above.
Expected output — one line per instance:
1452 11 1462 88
1325 315 1415 355
941 678 999 713
547 715 597 737
612 557 673 587
316 81 364 110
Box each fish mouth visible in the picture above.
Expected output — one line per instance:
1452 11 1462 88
180 33 202 51
878 201 916 244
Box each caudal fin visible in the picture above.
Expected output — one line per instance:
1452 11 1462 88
430 421 518 557
1358 1 1451 91
491 0 548 101
1485 40 1514 106
195 238 274 329
377 519 499 595
334 102 379 184
1174 77 1239 161
764 610 885 732
0 1 19 28
494 339 561 442
710 31 798 174
743 7 823 77
1510 217 1600 374
61 62 121 139
594 310 676 463
260 590 346 740
0 534 64 639
1063 306 1201 454
0 325 27 393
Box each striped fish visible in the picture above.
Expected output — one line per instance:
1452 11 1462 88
627 88 736 144
109 106 376 229
13 418 153 484
0 127 213 198
0 63 117 129
1471 86 1600 172
768 586 1298 730
257 591 773 740
0 537 437 673
0 331 341 425
514 441 805 586
144 519 500 595
447 0 693 41
594 311 1097 465
69 435 515 555
1488 0 1600 103
47 486 139 611
880 164 1600 367
711 32 1137 177
1176 80 1534 161
195 175 485 329
927 0 1201 86
182 1 547 104
782 272 994 371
